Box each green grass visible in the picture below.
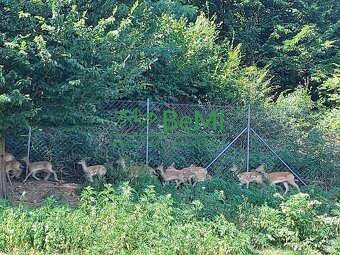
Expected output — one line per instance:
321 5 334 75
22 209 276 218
0 174 339 255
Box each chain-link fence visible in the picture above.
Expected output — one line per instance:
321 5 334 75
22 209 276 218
5 100 339 186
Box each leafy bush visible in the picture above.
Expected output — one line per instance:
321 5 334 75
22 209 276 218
250 193 340 253
0 184 252 254
1 181 339 254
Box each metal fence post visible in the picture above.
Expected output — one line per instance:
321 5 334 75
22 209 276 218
205 127 248 170
251 128 307 186
246 104 251 172
146 98 150 166
26 126 32 175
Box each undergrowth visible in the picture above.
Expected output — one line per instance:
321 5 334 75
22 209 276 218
0 174 339 255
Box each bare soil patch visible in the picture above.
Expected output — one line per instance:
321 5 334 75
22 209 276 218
7 179 82 208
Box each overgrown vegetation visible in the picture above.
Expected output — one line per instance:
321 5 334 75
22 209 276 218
1 1 338 179
0 0 339 253
0 176 339 254
1 1 338 124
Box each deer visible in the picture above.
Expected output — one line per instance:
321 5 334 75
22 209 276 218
22 156 59 183
181 165 210 185
4 152 15 162
165 163 211 186
5 159 23 186
156 163 187 188
3 152 23 185
229 164 264 188
77 159 107 182
168 163 198 184
116 156 156 179
255 164 300 194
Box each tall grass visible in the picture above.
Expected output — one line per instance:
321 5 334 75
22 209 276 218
0 176 339 255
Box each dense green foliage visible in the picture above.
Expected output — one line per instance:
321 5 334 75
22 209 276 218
0 0 338 140
1 0 338 181
3 0 338 127
0 0 338 138
188 0 339 101
0 1 339 253
0 177 339 254
0 0 267 129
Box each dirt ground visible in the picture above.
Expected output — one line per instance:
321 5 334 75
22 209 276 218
7 179 83 208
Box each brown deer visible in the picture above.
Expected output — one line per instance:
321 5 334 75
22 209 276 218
166 163 211 186
229 164 264 188
181 165 210 185
256 165 300 194
77 159 107 182
5 159 23 185
3 153 23 185
22 156 59 182
156 163 187 188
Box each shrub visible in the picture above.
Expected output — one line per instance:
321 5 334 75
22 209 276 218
250 193 340 253
0 184 253 254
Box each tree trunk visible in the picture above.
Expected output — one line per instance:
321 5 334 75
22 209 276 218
0 132 8 199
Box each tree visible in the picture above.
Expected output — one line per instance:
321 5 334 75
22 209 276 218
0 0 271 197
0 134 6 198
0 0 128 197
319 66 340 109
186 0 339 104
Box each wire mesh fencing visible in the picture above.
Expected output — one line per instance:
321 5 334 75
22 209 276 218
248 105 339 187
5 128 29 161
147 101 247 170
4 99 339 186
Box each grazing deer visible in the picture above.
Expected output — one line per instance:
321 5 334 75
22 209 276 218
5 159 23 185
165 163 211 186
77 159 107 182
3 153 23 185
255 165 300 194
163 163 195 184
22 156 59 182
156 163 187 188
181 165 210 185
229 164 264 188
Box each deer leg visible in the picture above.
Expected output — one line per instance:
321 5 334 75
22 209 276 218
23 171 34 183
14 170 22 179
88 175 93 182
288 179 300 192
6 171 13 186
283 182 289 194
44 172 51 181
52 170 59 181
191 176 197 186
175 180 181 188
32 171 41 181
